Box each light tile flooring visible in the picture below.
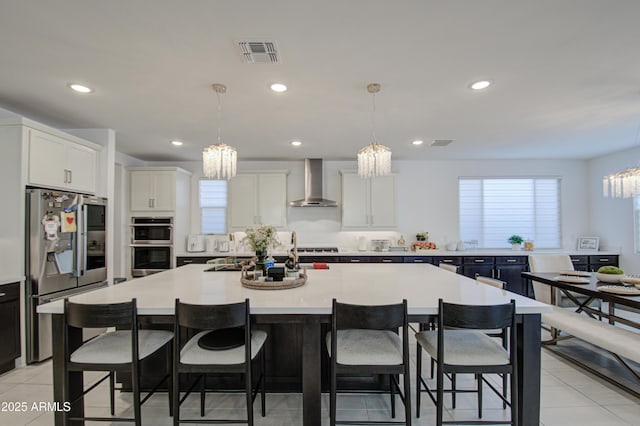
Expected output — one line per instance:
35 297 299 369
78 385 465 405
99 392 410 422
1 336 639 425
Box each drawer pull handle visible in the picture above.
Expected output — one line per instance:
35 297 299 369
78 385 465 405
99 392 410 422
442 260 453 263
413 260 424 263
382 259 392 263
506 259 517 263
474 259 485 263
599 258 609 262
183 260 193 263
350 259 360 263
0 293 5 297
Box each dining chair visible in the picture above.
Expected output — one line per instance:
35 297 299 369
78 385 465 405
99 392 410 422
172 298 267 426
327 298 411 426
63 298 173 425
528 254 600 310
416 298 517 425
438 263 458 273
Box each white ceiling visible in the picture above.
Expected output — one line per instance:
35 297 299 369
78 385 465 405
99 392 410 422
1 0 640 162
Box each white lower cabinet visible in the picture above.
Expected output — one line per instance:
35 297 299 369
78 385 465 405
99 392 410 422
341 171 397 229
229 172 287 230
27 128 98 193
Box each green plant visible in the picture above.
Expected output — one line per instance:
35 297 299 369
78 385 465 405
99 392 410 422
508 235 523 245
242 225 280 253
597 266 624 275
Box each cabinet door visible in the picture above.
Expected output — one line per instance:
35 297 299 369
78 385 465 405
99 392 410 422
257 174 287 228
341 173 369 228
152 172 177 210
66 143 96 193
130 172 154 211
28 129 67 188
463 264 495 280
496 264 528 295
229 174 258 229
370 175 397 228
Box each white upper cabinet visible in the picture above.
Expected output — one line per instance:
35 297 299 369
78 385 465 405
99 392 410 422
129 168 190 212
229 172 287 230
341 171 397 229
27 128 97 193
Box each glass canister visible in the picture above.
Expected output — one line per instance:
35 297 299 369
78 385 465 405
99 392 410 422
524 240 534 251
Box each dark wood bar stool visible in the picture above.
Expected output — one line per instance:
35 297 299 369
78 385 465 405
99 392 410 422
416 299 517 425
63 298 173 425
327 298 411 426
172 298 267 425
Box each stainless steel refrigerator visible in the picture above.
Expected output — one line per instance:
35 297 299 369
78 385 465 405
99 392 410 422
25 187 108 363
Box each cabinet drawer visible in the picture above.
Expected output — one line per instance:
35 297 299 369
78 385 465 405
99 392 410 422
372 257 403 263
495 256 527 265
569 255 588 265
299 255 338 263
176 257 211 267
589 255 618 265
403 256 432 264
339 256 371 263
0 282 19 302
463 256 494 265
433 256 462 265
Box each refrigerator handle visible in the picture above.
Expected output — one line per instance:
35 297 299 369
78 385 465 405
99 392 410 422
74 204 87 277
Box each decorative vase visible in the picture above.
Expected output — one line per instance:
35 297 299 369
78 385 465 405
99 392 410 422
255 250 267 275
511 244 521 251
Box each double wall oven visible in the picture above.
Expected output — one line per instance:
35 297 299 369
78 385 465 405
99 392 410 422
130 217 173 277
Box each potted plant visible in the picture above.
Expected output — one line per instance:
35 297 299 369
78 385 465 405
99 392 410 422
242 225 280 273
508 235 523 251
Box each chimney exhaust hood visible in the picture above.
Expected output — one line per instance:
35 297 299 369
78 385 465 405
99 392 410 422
289 159 338 207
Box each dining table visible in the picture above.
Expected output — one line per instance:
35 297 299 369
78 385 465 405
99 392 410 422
39 263 550 426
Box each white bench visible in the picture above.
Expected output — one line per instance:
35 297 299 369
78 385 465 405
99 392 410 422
542 305 640 397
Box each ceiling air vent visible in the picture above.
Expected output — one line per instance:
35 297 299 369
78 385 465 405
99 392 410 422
237 40 280 63
430 139 454 147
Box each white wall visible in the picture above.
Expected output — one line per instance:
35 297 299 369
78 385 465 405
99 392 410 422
148 158 590 251
589 146 640 272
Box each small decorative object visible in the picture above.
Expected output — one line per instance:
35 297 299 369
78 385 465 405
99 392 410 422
577 236 599 251
242 225 280 274
595 265 624 283
416 232 428 242
508 235 523 251
524 240 534 251
413 241 436 251
397 235 406 246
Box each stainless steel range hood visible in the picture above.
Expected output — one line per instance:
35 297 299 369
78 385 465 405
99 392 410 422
289 159 338 207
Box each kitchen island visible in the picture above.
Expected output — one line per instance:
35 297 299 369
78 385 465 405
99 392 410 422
39 263 550 426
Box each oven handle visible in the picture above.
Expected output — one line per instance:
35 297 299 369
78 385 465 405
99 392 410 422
130 224 173 227
130 244 174 247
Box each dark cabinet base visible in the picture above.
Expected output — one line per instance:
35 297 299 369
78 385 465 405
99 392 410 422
0 282 20 373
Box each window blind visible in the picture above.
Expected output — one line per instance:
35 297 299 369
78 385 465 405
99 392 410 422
459 178 561 249
199 179 227 234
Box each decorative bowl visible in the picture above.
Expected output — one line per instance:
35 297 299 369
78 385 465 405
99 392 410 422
595 272 623 283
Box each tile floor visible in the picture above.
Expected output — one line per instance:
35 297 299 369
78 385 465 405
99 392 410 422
0 333 638 425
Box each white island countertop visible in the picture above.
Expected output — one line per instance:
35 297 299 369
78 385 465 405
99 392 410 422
175 249 619 257
38 263 550 316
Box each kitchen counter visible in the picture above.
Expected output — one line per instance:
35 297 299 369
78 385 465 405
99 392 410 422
175 249 619 257
0 276 24 286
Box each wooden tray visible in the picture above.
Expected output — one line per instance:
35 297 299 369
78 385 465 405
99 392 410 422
241 267 307 290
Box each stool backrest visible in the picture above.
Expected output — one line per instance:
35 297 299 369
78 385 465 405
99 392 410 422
64 299 135 329
332 299 407 331
475 276 506 289
528 254 574 304
175 299 249 330
439 299 514 331
439 263 458 273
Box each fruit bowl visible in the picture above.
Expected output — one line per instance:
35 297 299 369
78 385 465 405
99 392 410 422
595 272 623 283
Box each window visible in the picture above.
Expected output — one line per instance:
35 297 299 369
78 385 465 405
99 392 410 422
199 179 227 234
459 177 561 249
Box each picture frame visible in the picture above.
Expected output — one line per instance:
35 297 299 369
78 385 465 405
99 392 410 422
577 236 599 251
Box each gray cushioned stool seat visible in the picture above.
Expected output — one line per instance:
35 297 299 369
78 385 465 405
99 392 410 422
181 330 267 365
416 329 509 366
70 330 173 364
326 329 403 365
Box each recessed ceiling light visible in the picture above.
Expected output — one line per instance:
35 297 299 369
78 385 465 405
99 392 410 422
470 80 492 90
412 140 424 146
270 83 287 92
290 140 302 147
171 140 183 146
69 83 92 93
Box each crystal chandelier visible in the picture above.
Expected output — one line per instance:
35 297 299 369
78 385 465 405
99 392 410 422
357 83 392 179
603 167 640 198
203 84 237 180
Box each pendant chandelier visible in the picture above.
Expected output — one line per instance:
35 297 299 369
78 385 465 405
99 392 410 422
603 125 640 198
203 83 237 180
357 83 392 179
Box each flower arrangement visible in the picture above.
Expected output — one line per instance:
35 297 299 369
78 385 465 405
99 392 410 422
416 231 429 241
242 225 280 253
413 241 436 251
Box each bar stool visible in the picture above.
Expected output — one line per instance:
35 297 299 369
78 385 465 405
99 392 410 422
172 298 267 425
416 299 517 425
63 298 173 425
327 298 411 426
